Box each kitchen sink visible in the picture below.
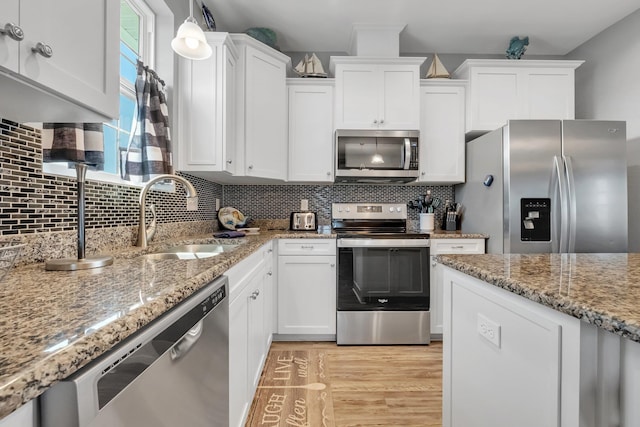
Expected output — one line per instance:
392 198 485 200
140 243 244 260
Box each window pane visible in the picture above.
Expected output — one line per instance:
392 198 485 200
103 125 118 174
120 0 140 54
119 93 136 131
120 47 138 86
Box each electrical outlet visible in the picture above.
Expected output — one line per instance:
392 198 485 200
477 313 501 348
215 198 220 211
300 199 308 211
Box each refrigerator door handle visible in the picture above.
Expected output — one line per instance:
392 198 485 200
564 155 577 253
551 156 565 253
551 156 569 253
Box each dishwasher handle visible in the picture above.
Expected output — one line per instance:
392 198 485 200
170 320 203 361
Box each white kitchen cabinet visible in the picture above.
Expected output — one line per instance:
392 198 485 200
231 34 290 180
330 57 425 130
452 60 583 138
277 239 337 337
418 81 466 184
287 79 334 182
0 0 118 122
227 242 273 427
430 238 485 338
177 33 237 176
0 401 37 427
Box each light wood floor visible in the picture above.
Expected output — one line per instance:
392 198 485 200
246 341 443 427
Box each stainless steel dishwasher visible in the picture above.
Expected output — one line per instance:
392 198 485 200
40 275 229 427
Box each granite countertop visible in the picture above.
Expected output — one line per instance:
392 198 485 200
0 230 333 419
437 253 640 344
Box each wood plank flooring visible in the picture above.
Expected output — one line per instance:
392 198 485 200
246 341 443 427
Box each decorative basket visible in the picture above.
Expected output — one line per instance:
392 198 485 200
0 240 25 282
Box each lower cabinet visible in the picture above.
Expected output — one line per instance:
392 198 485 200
0 401 37 427
227 242 272 427
277 239 337 338
430 238 485 338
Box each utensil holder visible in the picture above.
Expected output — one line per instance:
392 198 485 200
419 213 435 231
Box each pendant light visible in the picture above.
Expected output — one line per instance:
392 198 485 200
171 0 212 60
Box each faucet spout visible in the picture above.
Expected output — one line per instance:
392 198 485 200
136 174 198 248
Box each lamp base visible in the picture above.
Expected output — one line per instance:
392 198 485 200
45 255 114 271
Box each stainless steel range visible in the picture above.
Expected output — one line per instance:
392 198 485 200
332 203 430 345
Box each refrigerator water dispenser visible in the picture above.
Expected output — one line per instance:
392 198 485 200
521 198 551 241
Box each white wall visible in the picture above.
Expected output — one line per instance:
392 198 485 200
566 9 640 252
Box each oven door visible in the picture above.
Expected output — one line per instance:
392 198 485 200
337 238 430 311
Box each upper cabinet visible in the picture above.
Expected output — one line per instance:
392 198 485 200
177 33 237 176
287 79 334 183
452 59 583 138
231 34 290 181
0 0 119 122
330 57 425 130
418 80 466 184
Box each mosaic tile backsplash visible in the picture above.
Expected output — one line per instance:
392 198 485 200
223 184 455 226
1 117 456 243
0 119 222 236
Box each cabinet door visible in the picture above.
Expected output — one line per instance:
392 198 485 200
247 273 266 396
222 46 237 174
20 0 118 119
419 84 466 183
278 255 336 335
380 66 420 129
447 275 561 427
244 46 287 179
468 67 520 132
287 82 334 182
334 65 379 129
0 2 20 73
524 69 575 120
229 289 250 427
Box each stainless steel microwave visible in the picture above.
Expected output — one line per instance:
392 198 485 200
334 129 419 183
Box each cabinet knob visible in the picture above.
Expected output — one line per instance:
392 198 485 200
373 119 378 124
379 119 384 124
248 165 253 171
250 290 260 300
431 260 437 267
267 248 273 253
0 22 24 41
226 159 232 164
421 172 426 176
32 42 53 58
330 263 335 267
267 271 273 276
327 171 331 176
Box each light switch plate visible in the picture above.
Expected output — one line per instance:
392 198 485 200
300 199 308 211
215 198 220 211
477 313 501 348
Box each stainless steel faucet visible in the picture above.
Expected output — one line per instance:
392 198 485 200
137 174 198 248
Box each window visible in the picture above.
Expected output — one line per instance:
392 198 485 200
43 0 172 188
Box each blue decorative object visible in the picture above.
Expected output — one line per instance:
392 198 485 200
506 36 529 59
244 27 279 50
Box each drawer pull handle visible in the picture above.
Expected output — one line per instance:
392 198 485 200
451 245 465 249
300 245 314 249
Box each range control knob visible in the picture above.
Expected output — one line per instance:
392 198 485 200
396 206 402 212
389 207 394 212
345 207 351 212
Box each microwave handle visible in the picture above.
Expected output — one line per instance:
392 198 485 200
403 138 411 170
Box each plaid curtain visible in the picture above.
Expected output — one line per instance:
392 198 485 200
42 123 104 168
122 60 173 183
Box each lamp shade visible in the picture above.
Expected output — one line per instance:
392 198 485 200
171 18 212 60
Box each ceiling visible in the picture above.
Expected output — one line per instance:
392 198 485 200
201 0 640 56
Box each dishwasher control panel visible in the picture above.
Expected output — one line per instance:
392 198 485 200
202 285 226 315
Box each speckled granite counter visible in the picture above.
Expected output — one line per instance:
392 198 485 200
0 230 334 419
437 253 640 343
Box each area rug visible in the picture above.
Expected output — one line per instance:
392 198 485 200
246 350 335 427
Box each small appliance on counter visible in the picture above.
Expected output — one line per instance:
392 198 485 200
290 212 317 231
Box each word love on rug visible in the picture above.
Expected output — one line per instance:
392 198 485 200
246 350 335 427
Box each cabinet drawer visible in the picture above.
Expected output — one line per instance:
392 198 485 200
431 239 485 255
278 239 336 256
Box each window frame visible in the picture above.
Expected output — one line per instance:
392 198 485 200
42 0 172 189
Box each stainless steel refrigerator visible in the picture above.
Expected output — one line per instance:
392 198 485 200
456 120 628 254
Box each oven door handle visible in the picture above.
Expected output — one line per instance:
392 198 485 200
337 238 430 248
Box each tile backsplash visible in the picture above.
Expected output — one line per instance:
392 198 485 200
0 119 221 236
223 184 455 226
